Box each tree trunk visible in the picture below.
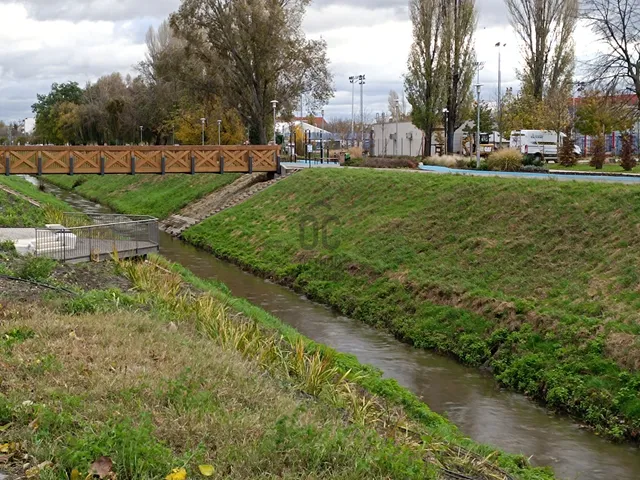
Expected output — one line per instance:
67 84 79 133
424 128 433 157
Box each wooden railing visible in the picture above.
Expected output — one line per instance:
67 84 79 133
0 145 280 175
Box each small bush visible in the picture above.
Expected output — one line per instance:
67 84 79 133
361 157 418 169
0 240 16 254
487 148 523 171
620 132 637 171
17 256 57 282
558 129 578 167
522 155 544 167
590 134 606 169
344 157 363 167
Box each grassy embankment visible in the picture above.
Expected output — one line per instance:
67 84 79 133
181 168 640 441
0 177 71 227
0 179 554 479
43 174 241 219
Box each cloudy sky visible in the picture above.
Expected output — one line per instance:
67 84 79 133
0 0 594 123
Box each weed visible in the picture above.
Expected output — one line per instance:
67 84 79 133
17 257 57 282
0 240 16 254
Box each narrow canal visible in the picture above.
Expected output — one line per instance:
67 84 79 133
38 179 640 480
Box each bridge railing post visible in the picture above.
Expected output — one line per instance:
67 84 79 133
131 154 136 175
100 154 105 176
248 155 254 174
191 154 196 175
69 152 74 176
37 154 42 177
220 155 225 175
5 154 9 176
161 155 166 175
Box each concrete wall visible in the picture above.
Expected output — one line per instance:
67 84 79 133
372 121 467 157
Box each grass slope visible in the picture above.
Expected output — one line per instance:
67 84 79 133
43 173 240 219
0 177 70 227
548 163 640 173
0 177 554 480
183 168 640 440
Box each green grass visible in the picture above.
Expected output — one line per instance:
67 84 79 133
549 163 640 173
182 168 640 440
43 174 241 219
0 177 72 227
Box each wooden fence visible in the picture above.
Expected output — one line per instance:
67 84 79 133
0 145 280 175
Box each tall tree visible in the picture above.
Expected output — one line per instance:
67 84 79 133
583 0 640 106
32 82 83 144
506 0 578 99
443 0 476 154
171 0 334 144
405 0 447 156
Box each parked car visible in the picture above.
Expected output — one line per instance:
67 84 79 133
510 130 581 161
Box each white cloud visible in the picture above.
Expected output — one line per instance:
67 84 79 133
0 0 608 123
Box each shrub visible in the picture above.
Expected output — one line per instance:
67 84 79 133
0 240 16 254
361 157 418 169
18 256 57 282
520 165 549 173
487 148 523 171
522 154 544 167
590 134 606 169
620 132 637 171
558 128 578 167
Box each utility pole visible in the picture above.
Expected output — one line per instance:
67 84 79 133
358 74 365 149
496 42 505 149
200 118 206 146
442 108 449 155
321 108 325 163
395 99 400 156
475 63 483 168
271 100 278 145
139 126 143 145
217 119 222 145
349 76 356 146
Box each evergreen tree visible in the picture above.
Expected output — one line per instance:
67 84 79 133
590 134 606 169
620 132 637 171
558 128 577 166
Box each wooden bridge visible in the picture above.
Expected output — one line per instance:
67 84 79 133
0 145 280 175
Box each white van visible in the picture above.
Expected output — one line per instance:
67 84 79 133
510 130 581 160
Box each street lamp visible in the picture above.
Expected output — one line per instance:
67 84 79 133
442 108 449 155
271 100 278 145
358 74 365 148
200 118 206 146
475 62 484 168
139 126 143 145
496 42 506 149
217 119 222 145
395 99 400 156
321 108 325 163
349 76 356 146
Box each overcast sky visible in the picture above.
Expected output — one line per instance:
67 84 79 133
0 0 594 123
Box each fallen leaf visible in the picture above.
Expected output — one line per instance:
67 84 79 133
198 464 214 477
0 443 18 454
0 444 9 454
29 418 39 431
25 466 39 478
165 467 187 480
89 456 113 479
0 423 12 432
70 468 81 480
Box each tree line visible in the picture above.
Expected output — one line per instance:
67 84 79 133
25 0 333 147
403 0 640 156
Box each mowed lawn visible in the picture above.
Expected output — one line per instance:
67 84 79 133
183 168 640 440
43 173 240 219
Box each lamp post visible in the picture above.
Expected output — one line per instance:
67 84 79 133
321 108 325 163
217 119 222 145
496 42 506 149
395 99 400 156
271 100 278 145
382 112 386 156
200 118 206 146
349 76 356 146
442 108 449 155
475 82 482 168
139 126 143 145
358 74 365 148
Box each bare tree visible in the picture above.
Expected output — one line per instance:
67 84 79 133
583 0 640 106
443 0 476 154
328 117 352 146
388 90 400 119
506 0 578 99
405 0 447 157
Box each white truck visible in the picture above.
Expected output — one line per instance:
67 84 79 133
510 130 581 161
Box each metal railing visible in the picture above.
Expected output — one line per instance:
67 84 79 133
35 213 159 262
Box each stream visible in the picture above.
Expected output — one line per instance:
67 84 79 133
34 178 640 480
